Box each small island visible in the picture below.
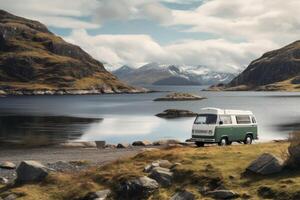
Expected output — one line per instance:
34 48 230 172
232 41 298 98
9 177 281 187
153 92 206 101
156 109 198 118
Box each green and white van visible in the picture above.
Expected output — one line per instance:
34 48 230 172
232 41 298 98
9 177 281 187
191 108 258 147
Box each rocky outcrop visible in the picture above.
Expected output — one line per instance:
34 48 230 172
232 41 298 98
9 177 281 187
154 93 206 101
117 176 159 200
156 109 197 118
245 153 283 175
211 41 300 91
0 10 142 95
149 167 173 187
16 160 49 183
117 143 131 148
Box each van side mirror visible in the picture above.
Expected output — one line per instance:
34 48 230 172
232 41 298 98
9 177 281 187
219 121 223 125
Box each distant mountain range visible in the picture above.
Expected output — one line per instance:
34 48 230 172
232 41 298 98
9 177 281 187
0 10 139 95
112 63 236 86
210 40 300 91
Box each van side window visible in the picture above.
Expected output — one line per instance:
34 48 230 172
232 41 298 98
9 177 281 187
236 115 251 124
220 115 232 124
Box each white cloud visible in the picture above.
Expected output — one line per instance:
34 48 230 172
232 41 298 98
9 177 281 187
0 0 101 29
65 29 276 72
172 0 300 45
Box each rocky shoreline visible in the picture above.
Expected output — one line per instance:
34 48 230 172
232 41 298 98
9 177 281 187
0 88 150 96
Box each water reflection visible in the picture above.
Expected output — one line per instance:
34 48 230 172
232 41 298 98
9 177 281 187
0 115 102 147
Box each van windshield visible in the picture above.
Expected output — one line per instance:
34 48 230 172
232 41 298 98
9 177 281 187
194 114 217 124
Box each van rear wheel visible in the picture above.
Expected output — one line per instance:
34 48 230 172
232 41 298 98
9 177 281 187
218 138 228 146
195 142 204 147
244 135 253 145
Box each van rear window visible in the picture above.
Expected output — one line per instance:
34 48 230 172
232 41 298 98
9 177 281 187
236 115 251 124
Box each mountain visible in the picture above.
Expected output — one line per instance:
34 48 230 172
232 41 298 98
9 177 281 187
0 10 140 95
211 41 300 91
112 63 236 86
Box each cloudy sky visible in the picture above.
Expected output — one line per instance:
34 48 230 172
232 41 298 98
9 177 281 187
1 0 300 72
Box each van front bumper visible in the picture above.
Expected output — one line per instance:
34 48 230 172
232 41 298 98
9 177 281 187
190 135 215 143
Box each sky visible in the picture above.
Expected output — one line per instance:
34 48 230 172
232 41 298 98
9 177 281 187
1 0 300 72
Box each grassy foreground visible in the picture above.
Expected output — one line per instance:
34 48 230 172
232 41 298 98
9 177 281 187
2 142 300 199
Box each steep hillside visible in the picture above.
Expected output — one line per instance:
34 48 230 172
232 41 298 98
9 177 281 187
212 41 300 91
0 10 140 95
112 63 235 86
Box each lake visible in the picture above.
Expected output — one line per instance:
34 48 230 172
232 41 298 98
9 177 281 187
0 85 300 146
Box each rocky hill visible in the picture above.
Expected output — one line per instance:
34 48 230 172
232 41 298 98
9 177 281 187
0 10 141 95
211 41 300 91
112 63 235 86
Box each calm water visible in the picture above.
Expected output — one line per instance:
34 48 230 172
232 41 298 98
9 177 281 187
0 85 300 146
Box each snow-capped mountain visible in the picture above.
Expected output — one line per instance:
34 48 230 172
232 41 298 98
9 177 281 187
112 63 236 86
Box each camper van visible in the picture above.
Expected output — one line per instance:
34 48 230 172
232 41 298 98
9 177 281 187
191 108 258 147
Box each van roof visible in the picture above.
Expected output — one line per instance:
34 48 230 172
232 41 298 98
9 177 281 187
199 107 253 115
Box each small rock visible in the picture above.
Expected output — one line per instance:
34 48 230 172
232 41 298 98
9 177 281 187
105 144 116 148
206 190 239 199
149 167 173 186
170 163 182 170
0 161 16 169
82 189 111 200
3 194 17 200
153 139 181 146
245 153 283 175
132 140 151 146
117 143 130 148
117 176 159 199
170 190 195 200
0 177 8 184
257 186 276 199
156 160 173 168
16 160 49 183
95 141 106 149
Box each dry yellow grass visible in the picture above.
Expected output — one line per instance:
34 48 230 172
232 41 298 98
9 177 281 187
3 142 300 200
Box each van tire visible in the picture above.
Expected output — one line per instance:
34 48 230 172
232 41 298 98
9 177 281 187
196 142 204 147
244 135 253 145
218 137 228 146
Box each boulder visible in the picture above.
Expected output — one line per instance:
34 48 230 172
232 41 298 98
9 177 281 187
3 194 17 200
117 176 159 200
16 160 49 183
82 189 111 200
149 167 173 187
95 141 106 149
153 139 181 146
170 190 195 200
144 160 173 173
245 153 283 175
156 109 197 119
117 143 130 148
206 190 239 199
0 177 8 184
0 161 16 169
132 140 151 146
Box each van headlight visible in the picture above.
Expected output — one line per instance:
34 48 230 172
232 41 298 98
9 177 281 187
208 130 213 135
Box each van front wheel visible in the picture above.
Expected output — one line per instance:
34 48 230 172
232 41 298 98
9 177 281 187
244 135 253 145
218 138 228 146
